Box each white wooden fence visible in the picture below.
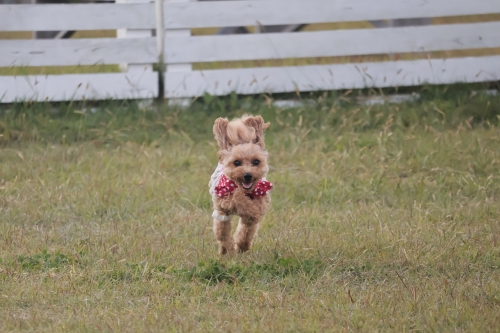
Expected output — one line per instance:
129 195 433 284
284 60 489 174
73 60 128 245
1 0 500 103
0 0 158 103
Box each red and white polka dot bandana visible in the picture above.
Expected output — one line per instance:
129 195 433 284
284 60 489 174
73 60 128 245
215 174 273 199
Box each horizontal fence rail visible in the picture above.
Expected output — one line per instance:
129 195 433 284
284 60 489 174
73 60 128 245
8 0 500 32
1 0 499 103
0 72 158 102
0 38 157 67
165 56 500 98
0 4 156 31
163 22 500 64
163 0 500 29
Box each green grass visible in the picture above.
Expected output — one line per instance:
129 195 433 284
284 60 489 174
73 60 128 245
0 85 500 331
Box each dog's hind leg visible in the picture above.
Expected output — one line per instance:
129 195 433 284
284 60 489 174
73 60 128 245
233 218 259 253
213 218 234 255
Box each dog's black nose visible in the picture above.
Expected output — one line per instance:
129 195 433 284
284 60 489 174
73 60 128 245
244 173 252 182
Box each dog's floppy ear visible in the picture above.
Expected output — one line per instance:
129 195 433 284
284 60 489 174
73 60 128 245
243 116 270 148
217 148 231 163
213 117 230 149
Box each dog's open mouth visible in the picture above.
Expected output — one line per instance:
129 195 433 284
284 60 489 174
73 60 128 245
242 182 254 190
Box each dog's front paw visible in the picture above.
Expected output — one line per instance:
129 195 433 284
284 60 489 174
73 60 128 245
233 190 261 222
219 244 235 256
233 191 249 210
233 188 251 204
234 242 251 253
220 197 235 211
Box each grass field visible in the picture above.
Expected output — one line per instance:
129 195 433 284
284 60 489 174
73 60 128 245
1 86 500 332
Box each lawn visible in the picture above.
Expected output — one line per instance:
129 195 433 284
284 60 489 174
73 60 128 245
0 87 500 332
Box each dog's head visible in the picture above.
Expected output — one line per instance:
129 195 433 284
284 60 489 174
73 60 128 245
219 143 269 193
213 115 270 150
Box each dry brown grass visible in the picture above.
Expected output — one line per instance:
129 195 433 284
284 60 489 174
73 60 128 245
0 90 499 331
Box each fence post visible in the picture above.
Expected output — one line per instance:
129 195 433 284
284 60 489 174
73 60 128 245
116 0 154 76
156 0 165 101
164 0 193 106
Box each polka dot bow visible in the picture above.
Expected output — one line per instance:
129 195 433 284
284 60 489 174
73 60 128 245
215 174 273 199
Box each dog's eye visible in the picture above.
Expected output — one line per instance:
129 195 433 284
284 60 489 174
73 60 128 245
233 160 241 167
252 159 260 166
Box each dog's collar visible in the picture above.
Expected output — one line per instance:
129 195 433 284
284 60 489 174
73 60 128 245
215 174 273 199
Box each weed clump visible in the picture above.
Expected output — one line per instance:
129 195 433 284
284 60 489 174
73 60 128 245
177 255 324 285
17 250 74 271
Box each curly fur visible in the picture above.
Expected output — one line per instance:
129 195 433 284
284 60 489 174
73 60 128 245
211 116 272 255
213 115 270 151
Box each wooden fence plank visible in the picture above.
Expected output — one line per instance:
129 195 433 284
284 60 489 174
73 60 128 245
0 71 158 103
0 38 156 67
2 1 500 32
0 4 155 31
164 0 500 29
164 22 500 63
164 55 500 97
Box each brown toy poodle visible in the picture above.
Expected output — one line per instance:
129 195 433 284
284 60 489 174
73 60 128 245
209 115 272 255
